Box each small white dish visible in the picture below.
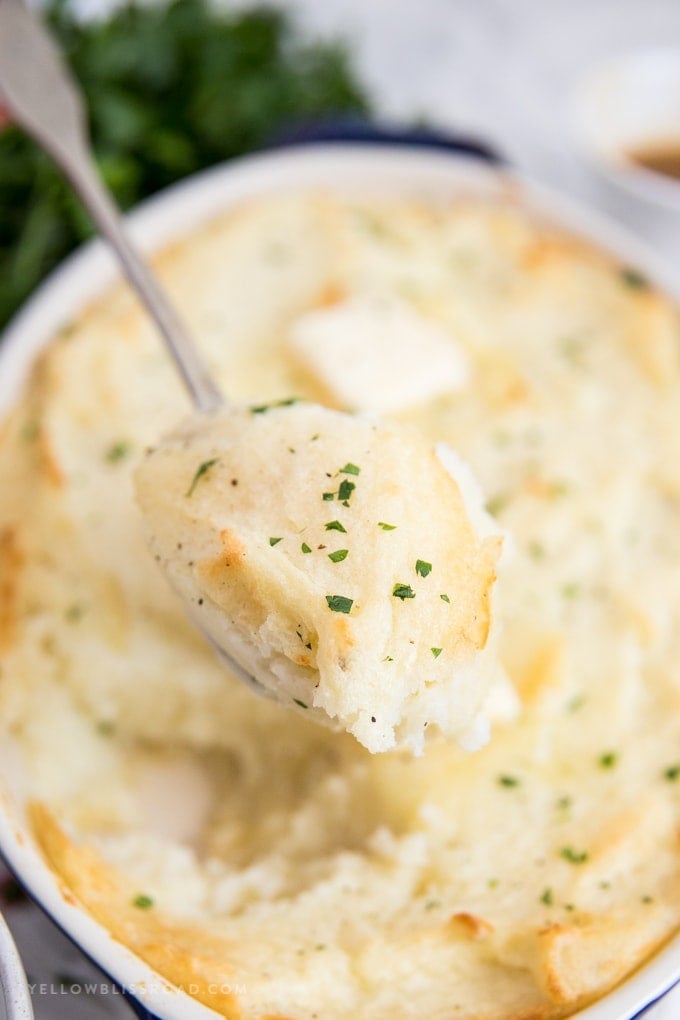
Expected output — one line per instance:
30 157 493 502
571 47 680 209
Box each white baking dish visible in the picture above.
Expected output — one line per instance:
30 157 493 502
1 143 679 1020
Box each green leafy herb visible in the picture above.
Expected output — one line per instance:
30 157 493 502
185 458 218 497
325 595 353 614
440 593 451 603
620 267 649 290
598 751 618 769
664 765 680 781
0 0 370 329
540 888 553 906
338 479 355 503
105 439 131 463
378 522 396 531
392 583 415 601
251 397 300 414
486 494 508 517
415 559 432 578
339 462 360 475
322 492 335 501
560 846 588 865
325 520 347 533
383 655 394 662
132 893 154 909
431 647 442 658
498 775 520 788
293 698 308 709
269 536 283 546
328 549 348 563
301 542 312 554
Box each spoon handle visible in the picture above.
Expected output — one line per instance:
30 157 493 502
0 0 223 414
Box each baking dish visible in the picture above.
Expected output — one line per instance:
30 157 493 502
1 142 679 1020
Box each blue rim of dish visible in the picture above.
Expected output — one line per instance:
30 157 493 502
0 127 674 1020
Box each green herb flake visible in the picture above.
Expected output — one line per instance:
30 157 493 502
301 542 312 554
431 647 442 659
440 593 451 603
326 595 353 614
598 751 618 769
498 775 520 788
488 878 499 889
415 559 432 578
486 494 509 517
642 895 654 904
293 698 308 709
340 462 360 476
664 765 680 781
325 520 347 533
329 549 349 563
540 888 553 906
269 536 283 546
392 583 416 601
132 894 154 910
561 582 581 599
338 479 355 503
322 492 335 501
105 440 131 463
65 603 83 623
185 458 219 498
96 720 115 737
620 267 649 290
424 899 441 911
560 846 589 865
251 397 300 414
378 522 396 530
315 943 326 951
383 655 394 662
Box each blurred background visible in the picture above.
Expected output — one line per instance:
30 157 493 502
2 0 680 1016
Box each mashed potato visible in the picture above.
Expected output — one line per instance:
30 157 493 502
135 402 502 754
2 192 680 1020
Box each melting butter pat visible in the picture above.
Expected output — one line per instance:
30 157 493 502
287 295 469 413
135 402 502 754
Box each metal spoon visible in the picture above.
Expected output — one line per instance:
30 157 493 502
0 0 270 696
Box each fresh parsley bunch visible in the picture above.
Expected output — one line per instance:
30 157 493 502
0 0 369 328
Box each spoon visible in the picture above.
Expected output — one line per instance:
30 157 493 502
0 0 503 752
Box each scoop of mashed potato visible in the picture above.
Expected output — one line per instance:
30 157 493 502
135 401 503 754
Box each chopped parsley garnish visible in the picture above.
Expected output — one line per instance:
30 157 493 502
383 655 394 662
325 595 353 614
540 888 553 906
664 765 680 781
392 583 416 601
293 698 308 709
325 520 347 533
431 647 442 659
415 559 432 578
328 549 348 563
340 463 360 476
185 458 219 497
598 751 618 769
498 775 520 788
301 542 312 554
486 494 508 517
132 894 154 910
440 593 451 603
105 440 131 463
251 397 300 414
620 267 649 290
560 846 588 865
269 536 283 546
338 479 355 503
378 522 397 531
322 492 335 501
